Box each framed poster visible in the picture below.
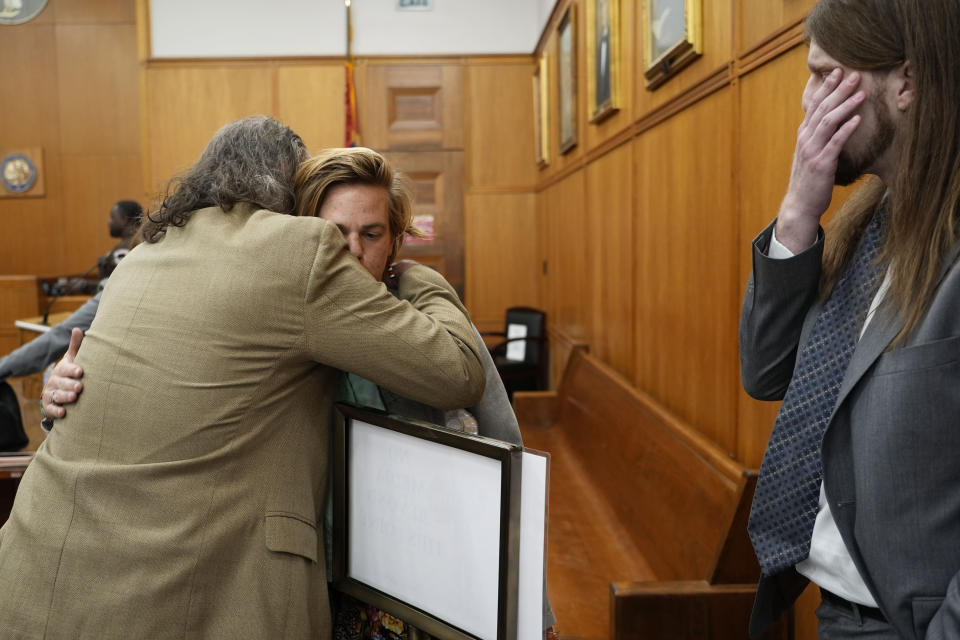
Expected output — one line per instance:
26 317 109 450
556 5 577 154
587 0 620 122
331 404 550 640
532 55 549 168
641 0 702 90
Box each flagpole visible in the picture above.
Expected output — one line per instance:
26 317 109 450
344 0 360 147
345 0 353 61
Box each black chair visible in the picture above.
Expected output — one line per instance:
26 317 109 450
482 307 548 400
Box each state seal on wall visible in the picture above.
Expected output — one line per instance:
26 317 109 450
1 153 38 194
0 0 48 25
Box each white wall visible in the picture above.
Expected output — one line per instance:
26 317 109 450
150 0 547 58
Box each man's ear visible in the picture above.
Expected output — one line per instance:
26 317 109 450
894 60 915 111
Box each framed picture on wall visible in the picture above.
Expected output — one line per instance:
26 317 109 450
641 0 702 90
587 0 620 122
533 55 550 168
556 5 578 154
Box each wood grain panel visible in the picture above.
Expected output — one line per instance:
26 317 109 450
54 0 135 24
0 277 41 358
145 65 274 192
56 24 140 156
542 172 589 348
739 0 814 53
634 0 733 117
464 63 536 190
584 144 634 380
463 192 539 329
361 64 463 151
0 26 61 150
384 151 465 294
633 88 738 455
59 154 144 274
276 64 345 153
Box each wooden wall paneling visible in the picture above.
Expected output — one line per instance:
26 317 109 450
584 144 634 380
361 64 464 151
0 277 41 357
385 151 465 295
55 24 140 156
276 64 346 153
54 0 135 24
738 0 815 54
0 25 63 274
464 62 537 190
634 0 733 117
583 0 635 151
463 192 539 329
59 154 143 274
144 65 274 192
0 26 61 152
633 88 738 454
548 171 589 349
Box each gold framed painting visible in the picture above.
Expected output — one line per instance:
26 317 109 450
641 0 702 90
556 4 578 154
533 55 550 168
586 0 620 122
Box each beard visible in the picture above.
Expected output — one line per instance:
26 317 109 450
835 88 896 186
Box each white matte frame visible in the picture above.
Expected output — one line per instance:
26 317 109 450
332 405 523 640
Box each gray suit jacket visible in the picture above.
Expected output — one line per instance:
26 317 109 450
740 219 960 640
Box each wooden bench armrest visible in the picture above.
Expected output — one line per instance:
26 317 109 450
610 580 788 640
512 390 558 429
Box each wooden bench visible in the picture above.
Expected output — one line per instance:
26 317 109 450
515 347 788 640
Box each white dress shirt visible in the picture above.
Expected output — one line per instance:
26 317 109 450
767 227 889 607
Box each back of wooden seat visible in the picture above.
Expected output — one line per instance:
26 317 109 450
553 349 749 581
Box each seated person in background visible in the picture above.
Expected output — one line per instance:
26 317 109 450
3 115 485 639
98 199 143 279
0 199 143 381
44 146 559 638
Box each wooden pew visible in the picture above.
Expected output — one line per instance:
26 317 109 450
515 347 788 640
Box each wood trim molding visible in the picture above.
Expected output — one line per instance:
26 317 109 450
467 185 538 195
536 158 586 192
144 56 347 68
736 18 807 78
534 0 567 57
136 0 151 62
634 65 732 136
583 123 635 167
464 55 535 66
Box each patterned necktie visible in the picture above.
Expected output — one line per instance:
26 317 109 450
748 206 886 575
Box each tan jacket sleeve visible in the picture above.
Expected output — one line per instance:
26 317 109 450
302 220 485 409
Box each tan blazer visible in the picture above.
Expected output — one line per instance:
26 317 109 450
0 205 485 639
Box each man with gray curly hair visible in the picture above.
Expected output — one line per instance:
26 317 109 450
0 115 485 638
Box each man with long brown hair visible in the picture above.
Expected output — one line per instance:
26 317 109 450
740 1 960 638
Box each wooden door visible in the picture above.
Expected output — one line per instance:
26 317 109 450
385 151 465 297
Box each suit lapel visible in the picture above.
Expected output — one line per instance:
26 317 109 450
829 238 960 422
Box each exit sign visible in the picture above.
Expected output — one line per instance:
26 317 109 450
397 0 432 10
